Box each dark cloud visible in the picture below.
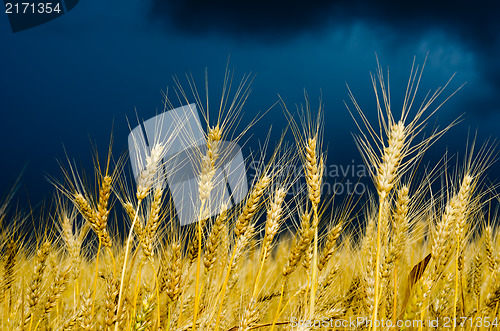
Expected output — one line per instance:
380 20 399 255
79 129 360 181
150 0 336 40
149 0 499 47
149 0 500 116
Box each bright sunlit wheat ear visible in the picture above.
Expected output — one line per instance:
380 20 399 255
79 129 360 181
345 55 464 331
127 67 253 226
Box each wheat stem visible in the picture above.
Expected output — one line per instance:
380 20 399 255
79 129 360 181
115 199 142 331
91 237 102 317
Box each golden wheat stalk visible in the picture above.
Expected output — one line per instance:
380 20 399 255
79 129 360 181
318 222 342 273
283 211 313 278
204 204 228 273
115 141 165 331
25 239 51 331
141 187 163 261
193 125 222 331
235 174 271 238
304 135 323 319
371 121 406 330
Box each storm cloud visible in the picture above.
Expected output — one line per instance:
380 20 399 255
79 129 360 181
149 1 499 46
150 0 500 114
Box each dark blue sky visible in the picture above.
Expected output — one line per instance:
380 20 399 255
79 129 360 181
1 0 500 208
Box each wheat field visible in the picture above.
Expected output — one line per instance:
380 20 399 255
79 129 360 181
1 60 500 331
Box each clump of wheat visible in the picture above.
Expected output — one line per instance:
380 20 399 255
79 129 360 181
2 60 500 331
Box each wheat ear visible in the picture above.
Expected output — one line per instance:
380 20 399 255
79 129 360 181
453 174 473 329
243 187 286 331
42 265 71 321
239 298 258 331
304 136 323 319
204 204 228 272
60 212 83 294
165 241 182 303
430 174 472 282
97 175 113 247
372 120 405 331
283 212 313 278
2 238 17 320
26 239 51 331
484 225 496 273
164 240 183 330
141 186 163 261
485 268 500 310
73 175 112 248
103 274 119 329
318 222 342 273
132 292 155 331
79 292 93 330
259 188 286 264
235 174 271 238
